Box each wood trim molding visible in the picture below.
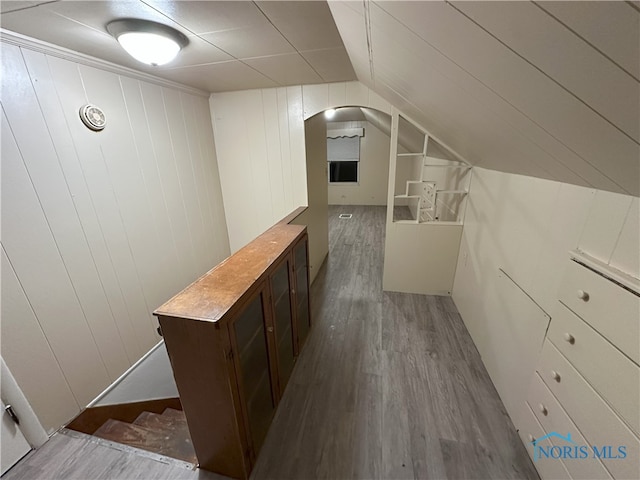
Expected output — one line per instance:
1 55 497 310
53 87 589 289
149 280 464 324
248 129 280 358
0 28 209 98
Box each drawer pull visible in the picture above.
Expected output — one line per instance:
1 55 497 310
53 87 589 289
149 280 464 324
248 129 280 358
538 403 548 416
577 289 590 301
563 333 575 344
551 370 561 382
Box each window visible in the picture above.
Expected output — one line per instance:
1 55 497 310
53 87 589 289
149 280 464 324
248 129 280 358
329 161 358 182
327 130 362 184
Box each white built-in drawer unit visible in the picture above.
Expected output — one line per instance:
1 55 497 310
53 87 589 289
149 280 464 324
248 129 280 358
537 340 640 480
518 402 571 480
558 259 639 365
527 372 612 480
548 305 640 437
521 255 640 480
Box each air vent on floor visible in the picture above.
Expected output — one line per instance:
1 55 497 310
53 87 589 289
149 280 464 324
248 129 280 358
339 214 352 219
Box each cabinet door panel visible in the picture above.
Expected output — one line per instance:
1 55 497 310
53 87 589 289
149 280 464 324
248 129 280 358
232 292 275 453
293 239 311 347
272 260 295 392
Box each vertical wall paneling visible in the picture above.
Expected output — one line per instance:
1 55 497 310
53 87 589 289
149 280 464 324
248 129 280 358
262 88 287 218
578 190 634 266
24 52 142 365
46 57 155 355
609 198 640 276
140 83 199 287
0 100 110 406
180 92 216 265
452 167 639 433
276 87 295 211
211 81 391 252
162 87 210 277
244 89 276 237
19 49 132 380
1 249 79 432
81 64 169 342
1 40 230 432
194 97 230 263
287 86 307 208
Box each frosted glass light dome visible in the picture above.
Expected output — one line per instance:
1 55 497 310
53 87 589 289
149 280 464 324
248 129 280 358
107 19 189 67
117 31 181 66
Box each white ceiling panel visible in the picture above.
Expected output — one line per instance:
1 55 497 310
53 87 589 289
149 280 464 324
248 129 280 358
244 53 323 86
0 0 355 91
160 60 278 92
452 1 639 143
45 0 184 32
255 0 344 51
0 1 51 13
301 47 355 83
200 24 294 59
141 0 267 34
536 1 640 80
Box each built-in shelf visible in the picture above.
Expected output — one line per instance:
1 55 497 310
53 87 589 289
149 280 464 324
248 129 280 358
392 114 471 224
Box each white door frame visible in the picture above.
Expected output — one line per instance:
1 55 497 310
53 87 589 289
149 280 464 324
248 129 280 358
1 357 48 473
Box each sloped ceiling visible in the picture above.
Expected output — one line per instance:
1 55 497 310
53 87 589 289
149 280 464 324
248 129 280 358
1 1 638 195
328 1 640 196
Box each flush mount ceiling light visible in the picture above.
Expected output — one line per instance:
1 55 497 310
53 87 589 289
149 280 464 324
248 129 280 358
324 108 337 119
107 19 189 66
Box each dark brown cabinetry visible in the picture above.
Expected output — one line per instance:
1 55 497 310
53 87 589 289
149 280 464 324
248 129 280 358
154 224 311 480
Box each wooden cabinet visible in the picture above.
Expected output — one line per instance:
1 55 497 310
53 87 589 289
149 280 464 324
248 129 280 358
154 223 311 480
293 236 311 351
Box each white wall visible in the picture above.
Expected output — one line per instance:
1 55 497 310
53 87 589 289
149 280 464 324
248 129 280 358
294 114 329 284
452 167 639 424
1 41 230 432
210 81 391 252
328 120 390 206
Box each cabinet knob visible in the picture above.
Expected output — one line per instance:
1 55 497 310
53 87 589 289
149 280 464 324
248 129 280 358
577 289 590 301
564 333 575 344
291 289 296 295
267 326 274 333
551 370 561 382
539 403 548 416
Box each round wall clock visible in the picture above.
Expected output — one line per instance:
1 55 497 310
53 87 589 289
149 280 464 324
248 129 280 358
79 104 106 131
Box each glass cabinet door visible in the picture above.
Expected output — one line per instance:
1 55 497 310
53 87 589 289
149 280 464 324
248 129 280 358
293 238 311 348
231 290 275 454
271 258 295 394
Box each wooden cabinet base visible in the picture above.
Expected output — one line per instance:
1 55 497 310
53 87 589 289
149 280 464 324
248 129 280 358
154 223 311 479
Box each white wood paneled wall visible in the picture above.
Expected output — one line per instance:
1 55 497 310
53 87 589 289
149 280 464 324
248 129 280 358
210 81 391 252
452 168 639 428
1 42 230 432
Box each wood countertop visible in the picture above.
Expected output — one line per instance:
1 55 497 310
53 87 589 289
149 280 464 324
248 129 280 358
154 223 306 323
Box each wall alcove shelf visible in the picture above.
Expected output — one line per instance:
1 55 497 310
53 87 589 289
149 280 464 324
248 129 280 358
392 114 471 224
154 219 311 480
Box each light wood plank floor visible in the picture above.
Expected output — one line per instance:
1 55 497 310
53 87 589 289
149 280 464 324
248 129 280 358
5 205 537 480
252 205 538 479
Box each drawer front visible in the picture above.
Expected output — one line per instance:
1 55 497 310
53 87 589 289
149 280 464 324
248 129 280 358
527 373 612 479
517 402 571 480
558 260 639 364
538 340 640 480
549 304 640 437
